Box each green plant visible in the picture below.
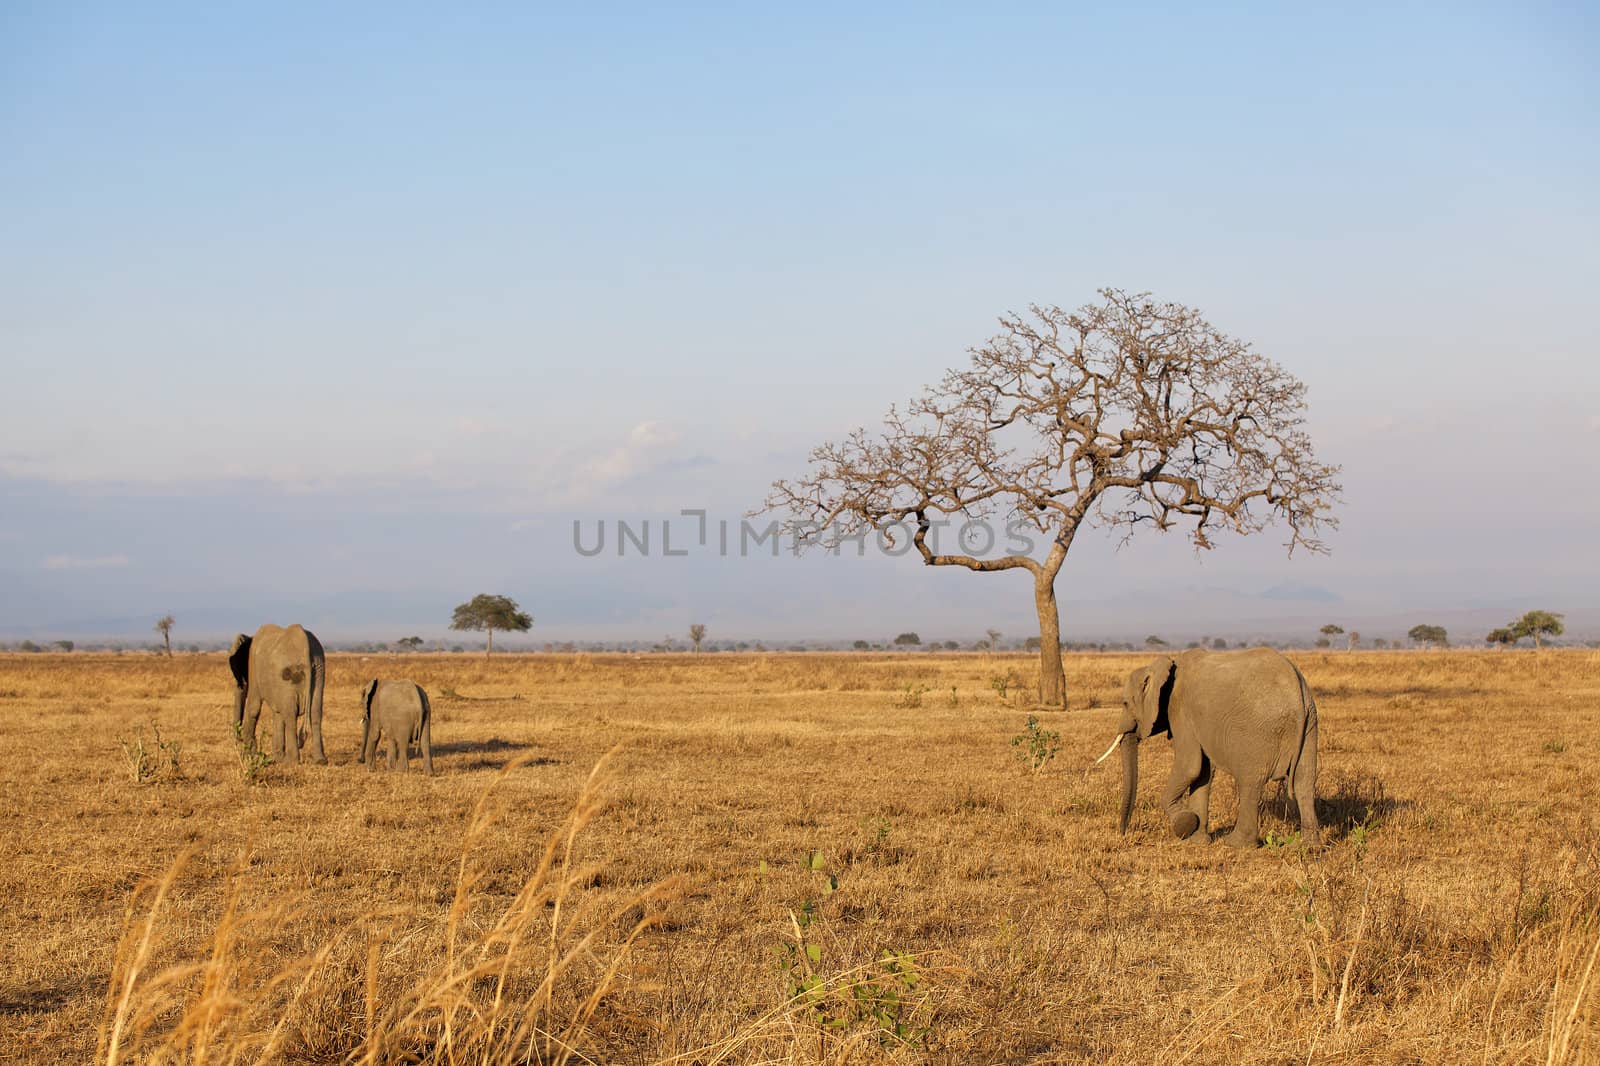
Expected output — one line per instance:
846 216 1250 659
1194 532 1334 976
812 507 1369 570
989 669 1024 703
117 724 181 784
1009 715 1060 774
233 722 272 785
1263 827 1303 853
1542 737 1567 754
771 849 933 1049
893 683 930 709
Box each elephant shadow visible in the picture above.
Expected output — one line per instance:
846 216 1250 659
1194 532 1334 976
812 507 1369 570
431 736 557 772
1265 769 1406 842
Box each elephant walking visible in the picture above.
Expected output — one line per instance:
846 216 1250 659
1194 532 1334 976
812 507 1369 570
358 679 434 774
228 623 328 765
1112 647 1320 849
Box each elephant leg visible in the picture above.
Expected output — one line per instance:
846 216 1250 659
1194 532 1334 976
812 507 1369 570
1162 735 1205 840
241 692 264 750
396 728 410 773
420 721 433 776
278 713 299 765
386 736 399 771
1181 755 1213 844
364 726 380 771
232 687 247 734
1225 775 1265 848
306 669 328 765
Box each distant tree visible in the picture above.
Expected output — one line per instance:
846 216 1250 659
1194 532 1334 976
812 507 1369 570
689 623 707 654
1485 627 1517 648
852 639 870 651
893 632 922 646
1347 630 1360 651
18 640 40 652
1145 635 1168 648
943 640 960 650
1211 637 1228 650
1373 637 1389 649
1024 636 1042 652
1319 624 1344 643
395 636 424 652
762 290 1342 708
450 594 533 658
154 615 175 657
985 628 1003 651
1408 624 1449 648
52 640 74 652
1510 610 1564 649
1314 637 1331 649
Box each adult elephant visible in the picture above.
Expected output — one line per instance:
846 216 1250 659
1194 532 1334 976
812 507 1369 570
1110 647 1320 849
228 623 328 765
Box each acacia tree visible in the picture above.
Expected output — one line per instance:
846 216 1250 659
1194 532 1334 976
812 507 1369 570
450 594 533 658
763 289 1340 706
1408 624 1448 648
154 615 175 657
688 623 707 653
1511 610 1564 649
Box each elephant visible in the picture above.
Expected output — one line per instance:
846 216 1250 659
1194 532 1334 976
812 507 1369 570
1112 647 1320 849
228 623 328 765
358 679 434 774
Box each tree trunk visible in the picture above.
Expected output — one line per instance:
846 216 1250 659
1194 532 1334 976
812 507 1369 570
1034 573 1066 707
486 628 494 659
163 632 171 657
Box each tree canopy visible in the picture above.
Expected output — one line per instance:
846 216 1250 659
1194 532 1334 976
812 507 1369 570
764 289 1341 706
893 632 922 646
154 614 175 657
1408 624 1448 648
450 594 533 656
1509 610 1564 649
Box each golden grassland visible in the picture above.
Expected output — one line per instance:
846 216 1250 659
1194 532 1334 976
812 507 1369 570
0 649 1596 1064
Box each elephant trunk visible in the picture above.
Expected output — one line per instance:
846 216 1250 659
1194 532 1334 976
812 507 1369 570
1118 732 1140 834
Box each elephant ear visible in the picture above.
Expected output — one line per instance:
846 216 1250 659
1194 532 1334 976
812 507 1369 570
360 680 378 723
1138 656 1176 739
228 635 251 690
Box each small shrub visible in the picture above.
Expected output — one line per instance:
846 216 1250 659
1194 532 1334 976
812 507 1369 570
1009 715 1060 775
771 848 933 1048
117 724 181 784
893 683 930 709
1542 738 1567 754
989 669 1024 703
233 723 273 785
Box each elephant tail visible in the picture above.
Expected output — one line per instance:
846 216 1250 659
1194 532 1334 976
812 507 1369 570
415 687 431 743
1287 667 1319 786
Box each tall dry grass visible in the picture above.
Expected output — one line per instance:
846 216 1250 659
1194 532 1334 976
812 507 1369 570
0 649 1596 1062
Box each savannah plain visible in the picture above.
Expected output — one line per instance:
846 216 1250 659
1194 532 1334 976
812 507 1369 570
1 648 1596 1064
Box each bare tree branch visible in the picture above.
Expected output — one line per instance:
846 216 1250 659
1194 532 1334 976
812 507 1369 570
758 289 1342 706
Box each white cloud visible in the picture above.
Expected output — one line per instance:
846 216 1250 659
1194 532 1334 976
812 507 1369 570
584 421 683 485
42 553 130 570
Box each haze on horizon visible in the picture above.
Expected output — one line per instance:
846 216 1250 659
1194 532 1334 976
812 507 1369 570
2 6 1596 645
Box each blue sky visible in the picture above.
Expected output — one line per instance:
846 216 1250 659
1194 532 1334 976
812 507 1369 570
2 4 1596 643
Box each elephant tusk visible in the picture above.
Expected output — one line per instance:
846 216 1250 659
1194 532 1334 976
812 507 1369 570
1092 733 1124 766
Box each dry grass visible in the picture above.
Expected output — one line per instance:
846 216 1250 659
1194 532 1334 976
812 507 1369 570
0 649 1596 1063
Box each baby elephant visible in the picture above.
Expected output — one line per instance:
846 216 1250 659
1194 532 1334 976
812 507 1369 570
358 679 434 774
